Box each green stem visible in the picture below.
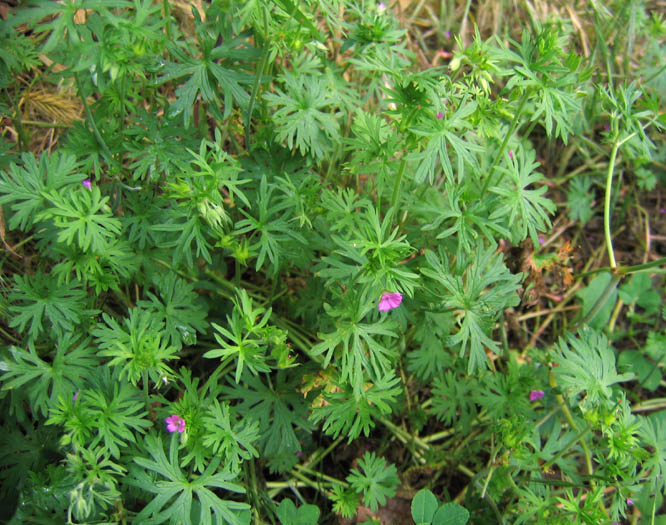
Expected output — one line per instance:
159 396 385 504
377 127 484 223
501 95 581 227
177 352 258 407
390 158 407 212
75 73 115 163
547 369 594 478
245 8 271 149
604 141 620 269
479 90 530 197
142 370 150 407
162 0 172 41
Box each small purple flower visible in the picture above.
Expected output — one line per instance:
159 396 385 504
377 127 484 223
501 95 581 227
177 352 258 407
539 236 545 245
660 208 666 214
378 292 402 311
529 390 544 402
296 451 302 457
508 150 514 159
82 179 92 190
72 391 79 402
627 498 634 505
165 415 186 433
436 111 444 119
445 31 451 38
604 123 610 131
377 2 386 12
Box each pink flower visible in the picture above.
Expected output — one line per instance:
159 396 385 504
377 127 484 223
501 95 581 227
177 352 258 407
529 390 544 402
378 292 402 311
165 415 186 433
436 111 444 119
508 150 514 159
626 498 634 505
82 179 92 190
72 391 79 402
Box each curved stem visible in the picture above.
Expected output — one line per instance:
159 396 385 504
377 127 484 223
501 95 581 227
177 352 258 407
604 141 620 269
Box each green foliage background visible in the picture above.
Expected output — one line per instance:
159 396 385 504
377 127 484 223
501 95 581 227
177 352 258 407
0 0 665 523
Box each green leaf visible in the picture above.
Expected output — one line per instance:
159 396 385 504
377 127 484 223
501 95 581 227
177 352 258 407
38 186 122 253
0 151 82 231
221 371 313 459
422 246 522 373
202 400 260 474
566 175 595 224
264 72 340 161
619 273 661 315
310 372 402 442
432 503 470 525
489 147 555 247
411 489 439 524
92 308 178 387
553 329 634 413
138 272 208 350
347 452 400 512
1 334 98 418
276 499 320 525
618 350 661 392
9 274 89 340
131 434 250 525
575 272 618 329
410 98 482 184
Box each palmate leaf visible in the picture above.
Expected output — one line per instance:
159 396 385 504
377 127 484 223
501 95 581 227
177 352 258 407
157 19 254 127
639 413 666 494
130 434 250 525
310 372 402 442
489 148 555 246
235 176 307 276
202 400 260 474
264 72 340 160
311 288 398 396
9 0 131 54
347 452 400 512
220 371 312 458
92 308 179 387
553 329 634 413
9 274 89 340
0 151 83 231
84 381 151 459
153 207 214 267
0 334 99 418
409 97 483 184
421 246 522 373
37 186 122 253
138 272 208 350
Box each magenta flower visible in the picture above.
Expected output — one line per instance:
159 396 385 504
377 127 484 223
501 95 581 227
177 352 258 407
508 149 514 159
82 179 92 190
529 390 544 402
72 391 79 402
436 111 444 119
165 415 186 433
626 498 634 505
377 2 386 12
378 292 402 311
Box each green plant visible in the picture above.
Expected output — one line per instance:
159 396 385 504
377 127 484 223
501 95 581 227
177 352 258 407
1 0 665 523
